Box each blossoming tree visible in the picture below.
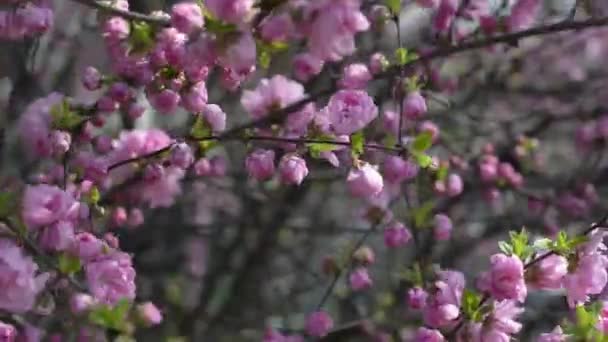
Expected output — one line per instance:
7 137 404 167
1 0 608 341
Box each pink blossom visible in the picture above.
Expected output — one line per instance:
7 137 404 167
71 232 104 262
194 158 213 177
479 254 527 302
416 0 440 9
103 17 130 42
170 143 194 169
419 121 440 142
181 81 208 113
0 321 16 342
150 89 180 115
245 149 275 181
82 66 102 91
326 90 378 135
369 53 388 75
18 93 64 158
506 0 540 32
171 2 203 34
414 327 445 342
446 173 463 197
538 326 568 342
39 221 75 252
434 0 459 33
347 163 384 198
218 32 256 77
202 104 226 132
434 214 453 241
85 251 136 305
241 75 305 119
305 311 333 337
403 92 428 120
260 14 294 42
279 154 308 185
137 302 163 326
353 246 375 265
408 287 429 310
22 184 77 229
528 254 568 290
70 293 96 314
383 221 412 248
293 53 324 82
338 63 372 89
563 253 608 307
0 239 49 313
423 270 465 328
205 0 254 24
349 267 372 291
305 0 370 62
383 156 419 183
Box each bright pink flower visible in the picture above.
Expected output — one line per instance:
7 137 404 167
408 287 428 310
419 121 440 142
383 156 419 183
326 90 378 135
245 149 276 181
293 53 324 82
416 0 440 8
205 0 254 24
0 239 49 313
305 0 370 62
170 143 194 169
423 270 464 328
506 0 540 32
103 16 130 42
39 221 75 252
181 81 208 113
433 214 453 241
171 2 203 34
446 173 463 197
194 158 213 177
538 326 568 342
202 104 226 132
70 293 96 314
218 32 256 77
349 267 372 291
241 75 305 119
305 311 333 337
18 92 64 157
82 66 102 91
479 254 527 302
260 13 294 42
528 254 568 290
563 253 608 307
403 92 427 120
150 89 180 115
414 327 445 342
434 0 459 33
347 163 384 198
85 251 136 305
383 221 412 248
137 302 163 326
278 154 308 185
338 63 372 89
71 232 104 262
0 321 16 342
22 184 77 229
369 53 388 75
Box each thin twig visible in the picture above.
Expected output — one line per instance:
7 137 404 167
69 0 170 25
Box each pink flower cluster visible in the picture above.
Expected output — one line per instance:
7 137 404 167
0 0 53 40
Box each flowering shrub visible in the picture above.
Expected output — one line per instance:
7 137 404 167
1 0 608 341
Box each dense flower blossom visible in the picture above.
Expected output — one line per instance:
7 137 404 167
414 327 445 341
218 32 257 77
408 287 429 310
423 270 465 328
383 221 412 247
338 63 372 89
434 0 459 33
564 252 608 307
241 75 305 119
347 163 384 198
22 184 77 229
246 149 276 181
0 239 49 313
137 302 163 326
292 53 324 82
85 250 136 305
467 300 523 341
18 92 64 157
171 2 203 34
403 92 428 120
506 0 540 32
205 0 254 24
202 104 226 132
433 214 453 241
349 267 372 291
181 81 209 113
39 221 75 252
479 254 527 302
70 293 96 314
326 90 378 135
537 326 568 342
305 311 334 337
383 156 419 183
0 321 16 341
278 154 308 185
527 254 568 290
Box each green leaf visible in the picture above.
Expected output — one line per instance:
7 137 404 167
394 47 408 66
258 49 272 69
205 18 237 35
88 299 132 333
57 253 81 275
84 187 101 205
306 134 340 158
509 229 531 259
412 200 435 228
462 289 482 321
412 131 433 152
549 230 588 256
350 131 365 158
412 151 433 168
129 21 155 54
385 0 402 15
51 100 86 131
0 192 17 218
436 164 449 182
191 115 211 139
498 241 513 255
